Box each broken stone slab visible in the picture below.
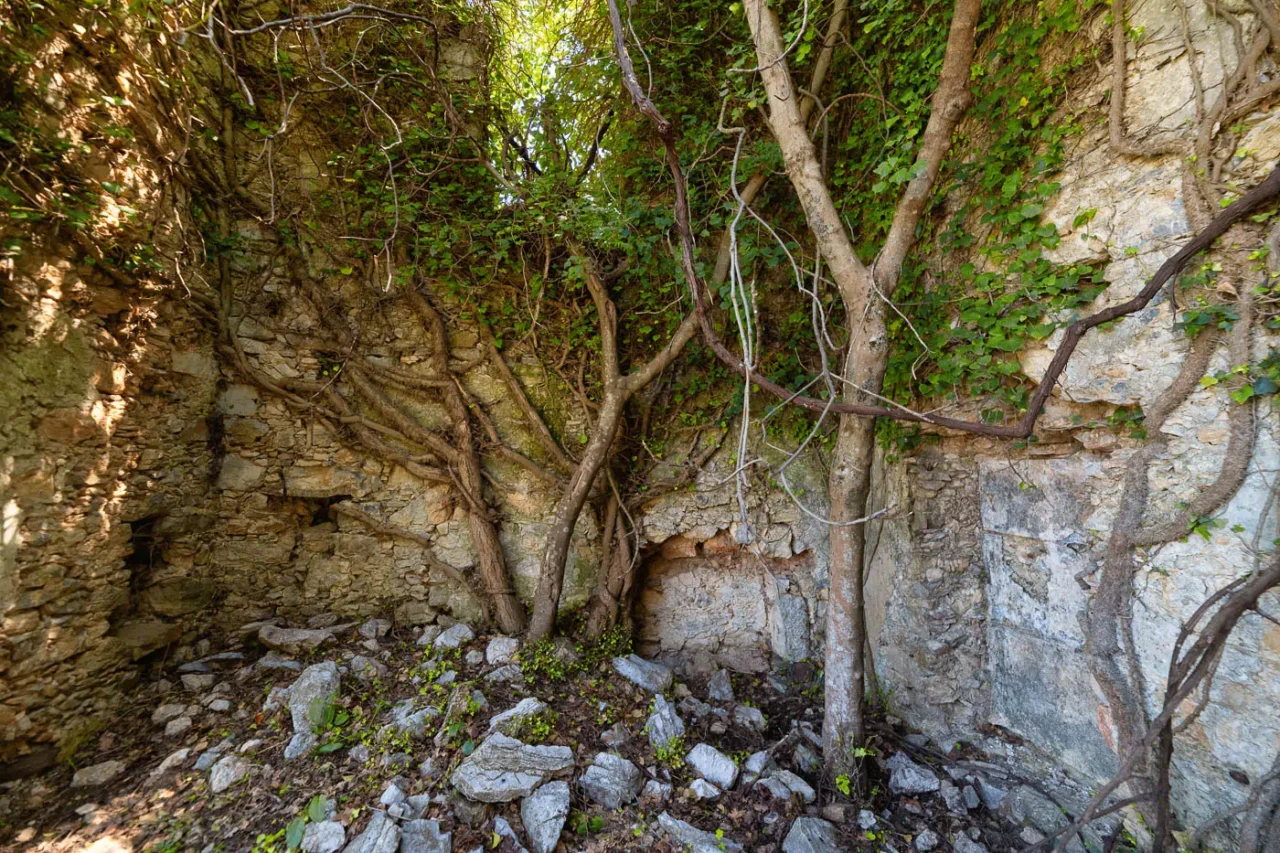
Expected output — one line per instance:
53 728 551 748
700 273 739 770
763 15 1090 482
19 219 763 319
287 662 341 736
741 751 775 786
259 624 334 655
301 821 345 853
285 732 317 760
151 748 191 778
521 781 569 853
761 769 815 804
689 779 721 800
488 698 547 737
259 651 302 672
493 816 529 853
579 752 644 810
485 664 523 682
209 755 250 793
416 626 443 648
640 779 673 803
656 812 743 853
181 673 215 691
451 733 573 802
686 743 738 789
886 751 940 795
71 760 126 788
358 618 391 640
581 753 645 804
486 636 520 665
915 828 940 851
381 698 439 741
433 623 474 650
953 837 989 853
963 784 981 810
601 721 630 749
645 694 685 750
793 744 820 775
612 655 673 693
707 669 734 703
350 655 388 683
781 817 840 853
152 703 186 725
399 819 450 850
341 809 400 853
733 704 766 732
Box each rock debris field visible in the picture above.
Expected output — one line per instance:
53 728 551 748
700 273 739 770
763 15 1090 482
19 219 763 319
0 619 1117 852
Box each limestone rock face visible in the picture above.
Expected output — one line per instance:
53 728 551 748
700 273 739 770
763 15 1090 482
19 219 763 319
521 781 570 853
450 733 573 803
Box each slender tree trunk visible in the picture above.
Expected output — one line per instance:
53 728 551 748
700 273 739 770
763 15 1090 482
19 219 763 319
529 390 627 638
410 289 526 634
584 491 637 638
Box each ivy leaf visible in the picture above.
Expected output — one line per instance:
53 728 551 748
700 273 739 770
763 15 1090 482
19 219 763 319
1231 386 1255 404
307 795 330 822
1253 376 1279 395
286 817 307 851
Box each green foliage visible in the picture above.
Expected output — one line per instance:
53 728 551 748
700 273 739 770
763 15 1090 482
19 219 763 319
653 735 687 769
519 625 633 684
307 697 350 754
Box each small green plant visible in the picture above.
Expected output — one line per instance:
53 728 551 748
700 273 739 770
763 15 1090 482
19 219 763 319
654 735 686 769
308 697 351 754
515 709 558 743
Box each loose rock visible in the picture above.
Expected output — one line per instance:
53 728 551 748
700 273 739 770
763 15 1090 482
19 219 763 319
486 636 520 665
209 755 250 793
342 809 400 853
433 623 474 650
886 751 940 795
579 752 644 809
71 761 126 788
300 821 345 853
612 655 673 693
645 694 685 750
259 624 333 655
686 743 738 789
521 781 569 853
656 812 743 853
487 698 547 737
781 817 841 853
450 733 573 802
707 669 735 703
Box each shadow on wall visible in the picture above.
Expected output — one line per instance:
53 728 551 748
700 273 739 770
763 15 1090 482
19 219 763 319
633 531 816 674
0 248 221 776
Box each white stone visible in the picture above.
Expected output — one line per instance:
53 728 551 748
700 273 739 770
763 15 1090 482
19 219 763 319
486 636 520 665
612 655 673 692
71 761 126 788
301 821 345 853
209 755 250 793
521 781 570 853
433 623 475 650
686 743 738 789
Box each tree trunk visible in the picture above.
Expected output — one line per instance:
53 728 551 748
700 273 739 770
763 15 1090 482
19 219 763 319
410 289 526 634
529 390 627 639
584 491 637 639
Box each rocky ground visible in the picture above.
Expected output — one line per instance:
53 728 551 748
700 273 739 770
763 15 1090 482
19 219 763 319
0 618 1120 853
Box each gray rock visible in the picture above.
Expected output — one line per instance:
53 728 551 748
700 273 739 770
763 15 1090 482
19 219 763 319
382 698 437 740
259 651 302 672
601 722 630 749
379 782 406 807
756 776 795 801
857 810 876 830
741 750 775 786
580 752 644 809
152 748 191 777
488 698 546 736
656 812 743 853
164 716 192 737
449 791 492 826
209 755 250 793
915 829 940 851
152 703 187 725
645 694 685 750
976 777 1006 810
402 795 431 821
771 770 816 804
521 781 569 853
886 752 940 795
416 626 443 647
381 752 412 771
465 650 484 666
492 817 528 853
259 624 333 655
707 669 735 703
486 637 520 665
733 704 766 732
350 744 370 764
358 618 391 640
288 662 342 736
1007 785 1070 835
285 732 317 759
687 743 738 789
964 784 981 810
781 817 840 853
301 821 345 853
194 748 223 772
418 757 438 779
640 779 673 803
678 696 714 719
450 733 573 802
71 760 126 788
485 664 523 683
342 809 399 853
433 623 474 650
435 670 456 686
398 819 451 853
350 655 388 683
953 838 989 853
181 673 215 691
612 655 673 693
206 698 233 713
941 781 965 814
793 744 820 775
263 686 290 713
689 779 721 800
